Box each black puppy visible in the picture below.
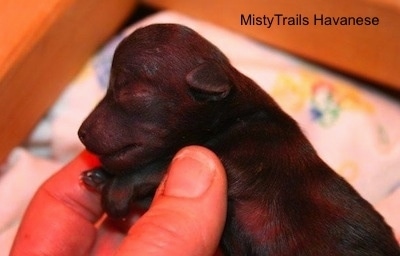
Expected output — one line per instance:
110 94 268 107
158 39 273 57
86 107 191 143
78 24 400 255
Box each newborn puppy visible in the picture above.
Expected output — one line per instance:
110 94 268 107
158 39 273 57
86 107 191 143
78 24 400 255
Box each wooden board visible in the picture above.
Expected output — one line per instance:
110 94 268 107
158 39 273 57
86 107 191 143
144 0 400 90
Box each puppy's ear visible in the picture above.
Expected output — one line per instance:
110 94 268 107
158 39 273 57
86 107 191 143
186 62 231 101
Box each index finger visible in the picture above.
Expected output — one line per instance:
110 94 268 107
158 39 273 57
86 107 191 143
11 150 103 256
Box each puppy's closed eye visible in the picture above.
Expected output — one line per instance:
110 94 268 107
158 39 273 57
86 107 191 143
117 84 153 100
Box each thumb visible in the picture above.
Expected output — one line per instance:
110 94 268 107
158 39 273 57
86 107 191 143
115 146 227 256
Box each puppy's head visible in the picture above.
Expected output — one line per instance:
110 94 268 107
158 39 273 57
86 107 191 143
78 24 241 174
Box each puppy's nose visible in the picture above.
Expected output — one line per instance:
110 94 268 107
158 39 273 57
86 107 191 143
78 127 87 143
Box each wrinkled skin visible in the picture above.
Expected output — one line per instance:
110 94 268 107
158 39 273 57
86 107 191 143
78 24 400 255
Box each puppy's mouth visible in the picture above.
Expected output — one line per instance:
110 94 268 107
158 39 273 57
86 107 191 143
98 144 143 173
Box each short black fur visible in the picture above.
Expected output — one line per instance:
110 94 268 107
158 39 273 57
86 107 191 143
78 24 400 255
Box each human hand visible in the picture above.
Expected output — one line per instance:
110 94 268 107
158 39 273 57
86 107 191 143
11 146 227 256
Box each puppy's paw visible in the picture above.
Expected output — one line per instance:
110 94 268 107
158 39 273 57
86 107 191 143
101 178 134 218
81 168 111 192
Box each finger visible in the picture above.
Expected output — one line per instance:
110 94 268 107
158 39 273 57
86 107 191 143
115 146 227 256
11 151 104 256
